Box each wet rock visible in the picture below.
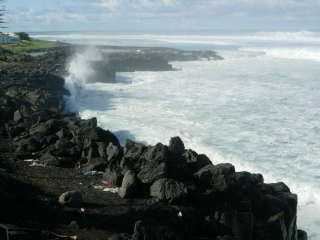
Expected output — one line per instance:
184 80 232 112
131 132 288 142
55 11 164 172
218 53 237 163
150 178 188 203
119 170 139 198
58 190 83 208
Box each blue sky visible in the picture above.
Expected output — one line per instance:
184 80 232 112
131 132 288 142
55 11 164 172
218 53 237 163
4 0 320 32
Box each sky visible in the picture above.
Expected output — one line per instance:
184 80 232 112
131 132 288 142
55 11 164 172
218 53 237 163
4 0 320 33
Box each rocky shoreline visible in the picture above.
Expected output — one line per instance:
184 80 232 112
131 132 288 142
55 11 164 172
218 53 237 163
0 45 308 240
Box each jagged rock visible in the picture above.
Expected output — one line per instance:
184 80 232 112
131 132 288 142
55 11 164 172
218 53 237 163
119 170 139 198
298 230 308 240
138 162 168 184
58 190 83 208
121 140 146 171
150 178 188 203
137 143 169 184
82 127 120 147
184 149 212 174
169 136 185 157
194 163 235 192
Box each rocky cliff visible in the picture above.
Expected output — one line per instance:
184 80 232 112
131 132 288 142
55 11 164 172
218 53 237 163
0 46 307 240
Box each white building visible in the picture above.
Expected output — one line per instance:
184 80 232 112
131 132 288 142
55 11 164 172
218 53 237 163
0 32 19 44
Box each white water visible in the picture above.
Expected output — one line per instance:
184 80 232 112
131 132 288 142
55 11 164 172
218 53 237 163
41 31 320 239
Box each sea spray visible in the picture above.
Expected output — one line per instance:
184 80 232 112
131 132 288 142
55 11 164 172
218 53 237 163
64 47 104 111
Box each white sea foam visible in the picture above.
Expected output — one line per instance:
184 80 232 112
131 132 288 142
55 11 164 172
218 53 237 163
32 31 320 48
62 32 320 239
64 47 104 111
241 47 320 62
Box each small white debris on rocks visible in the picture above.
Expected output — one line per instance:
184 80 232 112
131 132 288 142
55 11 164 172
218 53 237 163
103 187 119 194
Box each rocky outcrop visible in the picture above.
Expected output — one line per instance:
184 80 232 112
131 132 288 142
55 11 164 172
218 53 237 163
0 46 306 240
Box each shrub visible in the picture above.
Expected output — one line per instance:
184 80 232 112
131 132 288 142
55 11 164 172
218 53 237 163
15 32 31 41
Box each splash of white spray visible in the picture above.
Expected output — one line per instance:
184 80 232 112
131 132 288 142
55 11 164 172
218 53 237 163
64 47 104 111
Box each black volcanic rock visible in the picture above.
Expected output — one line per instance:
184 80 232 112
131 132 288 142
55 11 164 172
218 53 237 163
119 170 140 198
150 178 188 203
169 136 185 157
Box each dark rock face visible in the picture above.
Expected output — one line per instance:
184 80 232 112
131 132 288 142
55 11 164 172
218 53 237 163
150 178 188 203
169 136 185 157
298 230 308 240
119 170 140 198
194 163 235 192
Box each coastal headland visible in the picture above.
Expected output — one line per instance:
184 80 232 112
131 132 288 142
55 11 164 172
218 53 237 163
0 40 307 240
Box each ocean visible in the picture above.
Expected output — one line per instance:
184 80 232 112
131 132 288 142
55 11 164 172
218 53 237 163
32 30 320 238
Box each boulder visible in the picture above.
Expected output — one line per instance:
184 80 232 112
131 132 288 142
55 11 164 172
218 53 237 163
139 143 169 164
138 162 168 184
121 140 146 171
58 190 83 208
298 230 308 240
135 143 170 184
169 136 185 157
184 149 212 174
150 178 188 203
106 142 123 170
119 170 139 198
194 163 235 192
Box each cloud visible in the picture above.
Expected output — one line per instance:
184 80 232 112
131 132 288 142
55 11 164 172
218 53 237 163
6 0 320 31
98 0 177 11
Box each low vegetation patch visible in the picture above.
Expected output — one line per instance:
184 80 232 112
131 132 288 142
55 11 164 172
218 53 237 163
0 38 58 54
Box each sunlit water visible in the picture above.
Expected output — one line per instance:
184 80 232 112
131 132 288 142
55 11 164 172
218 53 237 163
34 31 320 238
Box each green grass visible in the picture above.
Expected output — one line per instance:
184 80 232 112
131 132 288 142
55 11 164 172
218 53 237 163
0 39 58 54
